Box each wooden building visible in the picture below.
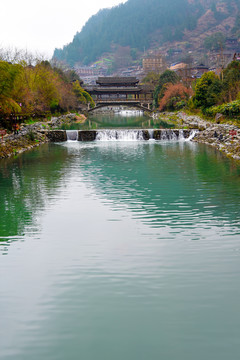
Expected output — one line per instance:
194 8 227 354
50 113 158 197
85 77 154 110
142 55 166 73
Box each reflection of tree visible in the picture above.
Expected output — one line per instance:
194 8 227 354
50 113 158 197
0 144 73 242
78 143 240 227
1 141 240 249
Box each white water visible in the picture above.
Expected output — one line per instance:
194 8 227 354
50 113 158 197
185 130 198 141
95 129 197 142
148 129 154 140
66 130 78 141
96 129 144 141
161 129 178 141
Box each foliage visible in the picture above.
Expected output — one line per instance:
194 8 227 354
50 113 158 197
73 81 95 108
159 83 193 111
192 71 223 110
27 130 36 141
154 70 179 107
53 0 203 66
141 72 160 87
206 100 240 117
0 62 22 115
0 57 93 129
221 61 240 102
204 32 225 51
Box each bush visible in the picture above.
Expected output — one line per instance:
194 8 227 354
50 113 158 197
159 83 192 111
206 100 240 117
27 130 36 141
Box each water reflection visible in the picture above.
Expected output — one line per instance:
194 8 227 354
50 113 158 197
1 141 240 360
63 141 240 236
61 110 173 130
0 144 75 246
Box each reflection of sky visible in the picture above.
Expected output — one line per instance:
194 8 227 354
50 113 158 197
1 141 240 360
67 141 240 236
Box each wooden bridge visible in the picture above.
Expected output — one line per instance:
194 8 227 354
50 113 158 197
85 77 154 112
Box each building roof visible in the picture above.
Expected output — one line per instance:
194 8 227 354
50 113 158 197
170 63 187 71
96 77 139 85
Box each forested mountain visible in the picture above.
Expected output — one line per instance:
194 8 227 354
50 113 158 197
53 0 240 66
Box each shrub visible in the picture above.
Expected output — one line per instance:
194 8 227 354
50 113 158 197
206 100 240 117
27 130 36 141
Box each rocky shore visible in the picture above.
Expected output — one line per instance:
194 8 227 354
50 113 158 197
177 112 240 161
155 111 240 161
0 113 86 159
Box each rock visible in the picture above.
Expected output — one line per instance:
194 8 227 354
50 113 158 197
142 130 150 140
79 131 97 141
215 113 223 123
43 130 67 142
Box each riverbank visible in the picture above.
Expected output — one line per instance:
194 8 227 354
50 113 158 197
0 113 86 159
156 111 240 161
0 111 240 161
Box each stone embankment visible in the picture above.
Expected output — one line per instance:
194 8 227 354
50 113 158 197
0 114 85 159
176 112 240 160
154 111 240 161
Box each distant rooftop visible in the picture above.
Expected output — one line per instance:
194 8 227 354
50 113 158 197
96 77 139 86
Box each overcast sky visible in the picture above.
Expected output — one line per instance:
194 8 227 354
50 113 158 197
0 0 125 58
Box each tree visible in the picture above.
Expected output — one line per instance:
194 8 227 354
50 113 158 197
204 32 225 51
159 83 193 111
141 71 160 87
0 61 22 119
193 71 222 109
73 81 95 108
221 61 240 102
154 70 179 107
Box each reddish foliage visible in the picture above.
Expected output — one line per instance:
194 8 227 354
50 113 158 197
159 83 193 111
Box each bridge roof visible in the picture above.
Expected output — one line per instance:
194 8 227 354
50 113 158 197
96 77 139 86
88 86 142 93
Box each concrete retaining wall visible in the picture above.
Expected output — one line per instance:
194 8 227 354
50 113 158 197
42 129 193 142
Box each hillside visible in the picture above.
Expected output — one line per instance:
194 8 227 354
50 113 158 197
53 0 240 67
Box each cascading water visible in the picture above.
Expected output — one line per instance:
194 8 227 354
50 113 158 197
66 130 78 141
186 129 198 141
160 129 178 141
148 129 154 140
65 129 197 142
178 129 185 141
96 129 144 141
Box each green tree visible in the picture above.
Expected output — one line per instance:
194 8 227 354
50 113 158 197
193 71 222 109
141 71 160 87
0 61 22 118
73 81 95 108
221 60 240 102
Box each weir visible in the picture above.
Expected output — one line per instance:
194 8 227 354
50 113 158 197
44 129 197 142
66 130 78 141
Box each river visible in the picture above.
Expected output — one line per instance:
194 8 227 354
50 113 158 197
0 111 240 360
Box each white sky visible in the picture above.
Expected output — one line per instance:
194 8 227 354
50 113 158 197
0 0 125 58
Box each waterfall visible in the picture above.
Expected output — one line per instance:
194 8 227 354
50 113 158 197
178 129 185 141
66 130 78 141
160 130 178 141
96 129 144 141
64 129 198 142
148 129 154 140
186 130 198 141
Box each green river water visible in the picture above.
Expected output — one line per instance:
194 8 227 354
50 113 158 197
0 113 240 360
